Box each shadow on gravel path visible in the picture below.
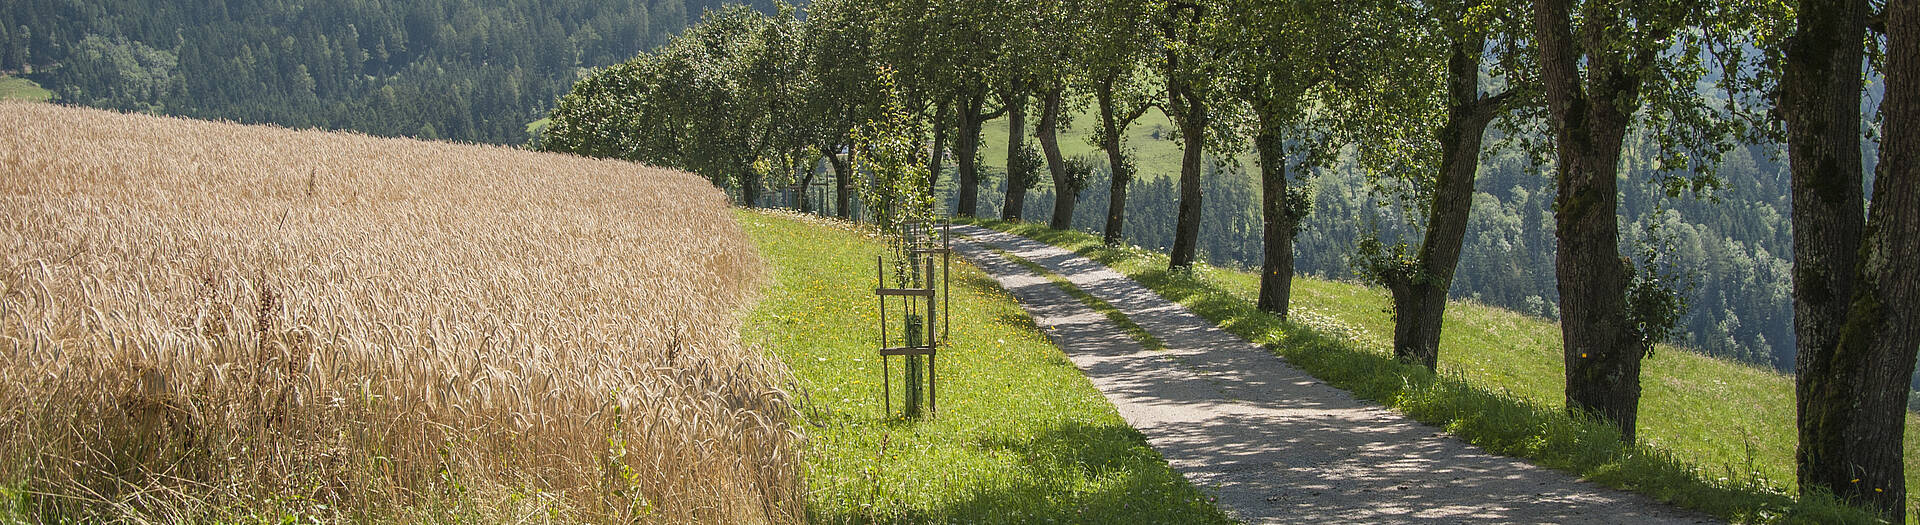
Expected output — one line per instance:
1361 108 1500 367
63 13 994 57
952 225 1716 525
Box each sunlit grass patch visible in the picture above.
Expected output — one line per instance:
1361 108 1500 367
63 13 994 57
739 210 1229 523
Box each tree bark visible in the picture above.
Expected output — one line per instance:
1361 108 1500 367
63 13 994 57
1786 0 1920 517
1168 88 1206 270
742 164 762 208
1847 0 1920 511
1162 1 1207 271
829 138 852 219
955 91 987 217
1534 0 1647 443
1389 34 1503 371
1254 122 1295 317
1783 0 1870 505
1098 83 1131 245
929 98 951 197
796 157 815 213
1040 88 1074 231
1004 88 1031 221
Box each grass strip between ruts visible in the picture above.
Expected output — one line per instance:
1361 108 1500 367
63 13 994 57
982 245 1165 351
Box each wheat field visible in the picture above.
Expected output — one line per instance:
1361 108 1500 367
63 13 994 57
0 102 800 523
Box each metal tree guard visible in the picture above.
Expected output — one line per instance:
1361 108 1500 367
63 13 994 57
875 219 951 419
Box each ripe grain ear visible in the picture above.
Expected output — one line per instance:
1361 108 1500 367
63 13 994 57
0 102 800 523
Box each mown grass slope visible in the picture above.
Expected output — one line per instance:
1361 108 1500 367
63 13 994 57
969 219 1903 523
738 210 1230 523
0 102 799 523
0 77 50 103
975 106 1262 183
977 107 1186 179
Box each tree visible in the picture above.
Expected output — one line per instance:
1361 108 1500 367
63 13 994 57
1780 0 1920 516
801 0 885 219
1211 0 1401 318
539 3 804 206
1073 0 1159 245
1158 0 1223 270
855 69 936 234
993 0 1069 223
735 4 809 206
1036 0 1085 231
7 0 662 145
927 97 954 201
1532 0 1734 442
950 35 1012 218
1002 88 1036 220
1352 0 1525 370
877 0 1016 218
1039 86 1081 231
853 68 939 418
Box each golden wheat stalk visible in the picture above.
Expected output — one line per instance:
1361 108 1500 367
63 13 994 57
0 101 800 523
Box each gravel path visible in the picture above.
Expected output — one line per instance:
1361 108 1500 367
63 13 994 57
951 225 1715 524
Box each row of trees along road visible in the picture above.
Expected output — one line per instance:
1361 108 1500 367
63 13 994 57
537 0 1920 517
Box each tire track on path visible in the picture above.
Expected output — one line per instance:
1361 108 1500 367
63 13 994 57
951 225 1713 524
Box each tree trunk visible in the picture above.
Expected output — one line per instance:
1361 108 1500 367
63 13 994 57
742 164 762 208
1098 82 1132 246
1390 34 1501 371
1843 1 1920 511
1040 88 1074 231
1535 0 1646 443
1004 89 1031 221
1161 2 1207 271
1786 0 1920 517
1784 0 1870 504
929 99 951 198
1167 79 1207 270
1254 122 1295 317
955 91 986 217
798 180 814 213
796 160 815 213
829 138 852 219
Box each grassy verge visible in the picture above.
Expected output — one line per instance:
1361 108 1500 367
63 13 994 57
963 218 1891 523
0 76 52 102
737 210 1231 523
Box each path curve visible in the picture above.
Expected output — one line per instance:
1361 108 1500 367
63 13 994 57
951 225 1713 524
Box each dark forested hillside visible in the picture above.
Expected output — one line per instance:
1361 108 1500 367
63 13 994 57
0 0 781 144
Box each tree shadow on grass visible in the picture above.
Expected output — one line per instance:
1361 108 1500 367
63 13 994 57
803 420 1226 524
923 421 1223 524
954 268 1047 335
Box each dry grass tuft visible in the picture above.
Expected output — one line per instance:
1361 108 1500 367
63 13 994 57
0 102 800 523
